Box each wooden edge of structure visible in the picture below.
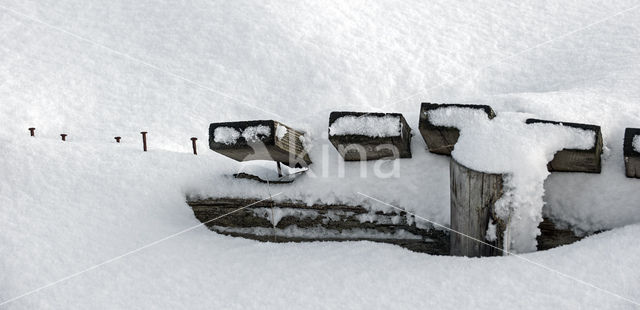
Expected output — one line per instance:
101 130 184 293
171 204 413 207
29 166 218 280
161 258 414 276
186 190 586 257
327 111 413 160
208 120 311 168
623 128 640 179
525 118 603 173
418 103 496 156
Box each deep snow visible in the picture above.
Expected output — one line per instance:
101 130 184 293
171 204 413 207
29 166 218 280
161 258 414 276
1 0 640 309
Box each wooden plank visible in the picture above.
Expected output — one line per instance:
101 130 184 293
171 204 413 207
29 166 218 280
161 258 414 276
186 196 449 255
525 119 603 173
328 111 412 161
419 103 496 155
624 128 640 178
209 120 311 168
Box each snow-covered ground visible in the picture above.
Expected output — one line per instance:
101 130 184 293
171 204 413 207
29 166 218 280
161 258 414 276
1 0 640 308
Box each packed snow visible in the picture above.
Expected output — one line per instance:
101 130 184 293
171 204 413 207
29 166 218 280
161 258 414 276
1 0 640 308
212 126 240 145
634 135 640 153
428 107 596 252
329 115 402 137
275 123 288 140
241 125 271 142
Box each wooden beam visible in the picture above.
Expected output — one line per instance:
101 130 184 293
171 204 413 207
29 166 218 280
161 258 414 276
328 111 412 161
525 119 603 173
186 196 449 254
209 120 311 168
419 103 496 155
624 128 640 179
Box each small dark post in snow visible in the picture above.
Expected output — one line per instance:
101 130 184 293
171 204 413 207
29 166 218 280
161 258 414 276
419 103 496 155
140 131 148 152
450 158 505 257
28 128 35 137
624 128 640 179
114 136 121 143
60 134 67 141
191 137 198 155
276 161 283 178
525 119 603 173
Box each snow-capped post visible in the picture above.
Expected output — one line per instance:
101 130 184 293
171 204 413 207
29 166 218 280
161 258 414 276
624 128 640 178
60 134 67 141
450 159 505 257
525 119 603 173
140 131 148 152
328 111 412 160
28 127 35 137
114 136 121 143
419 103 496 155
191 137 198 155
209 120 311 168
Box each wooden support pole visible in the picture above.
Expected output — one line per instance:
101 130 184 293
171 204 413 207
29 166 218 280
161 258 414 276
28 128 35 137
450 159 505 257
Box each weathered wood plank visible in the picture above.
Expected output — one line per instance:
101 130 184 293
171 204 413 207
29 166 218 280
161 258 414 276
450 159 505 257
624 128 640 179
419 103 496 155
525 119 603 173
328 111 412 161
187 196 449 255
209 120 311 168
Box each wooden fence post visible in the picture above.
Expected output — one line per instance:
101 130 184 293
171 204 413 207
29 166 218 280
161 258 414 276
450 159 505 257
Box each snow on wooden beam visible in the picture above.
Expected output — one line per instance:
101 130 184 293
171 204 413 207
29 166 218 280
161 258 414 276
449 159 506 257
624 128 640 179
525 119 603 173
328 111 412 161
419 103 496 155
209 120 311 168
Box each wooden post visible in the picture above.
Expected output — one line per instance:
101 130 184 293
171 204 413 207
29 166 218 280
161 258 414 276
624 128 640 178
450 159 505 257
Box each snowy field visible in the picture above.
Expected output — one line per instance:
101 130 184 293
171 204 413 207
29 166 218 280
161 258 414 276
1 0 640 308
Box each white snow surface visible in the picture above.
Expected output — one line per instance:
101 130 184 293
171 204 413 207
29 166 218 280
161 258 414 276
634 135 640 153
329 115 402 137
241 125 271 142
213 126 240 145
1 0 640 308
428 108 596 252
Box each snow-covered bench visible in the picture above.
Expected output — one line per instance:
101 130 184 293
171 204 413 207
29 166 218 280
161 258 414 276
328 111 412 160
